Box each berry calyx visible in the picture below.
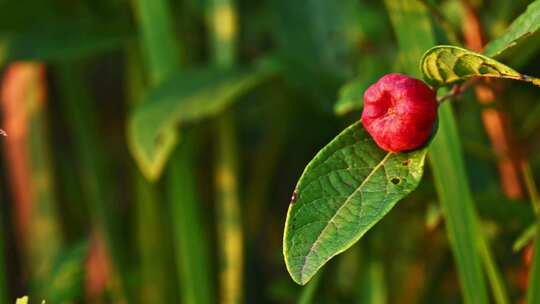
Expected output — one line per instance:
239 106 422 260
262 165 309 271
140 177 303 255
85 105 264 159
361 73 438 152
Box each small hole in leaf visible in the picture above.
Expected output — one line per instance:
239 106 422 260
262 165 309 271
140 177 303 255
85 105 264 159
402 160 410 166
391 177 401 185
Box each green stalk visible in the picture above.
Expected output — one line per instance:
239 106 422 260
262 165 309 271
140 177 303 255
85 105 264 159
215 112 243 304
125 40 171 304
131 0 179 83
56 63 128 302
383 1 503 303
429 105 488 304
297 271 323 304
478 234 508 304
131 0 179 302
357 258 386 304
527 223 540 304
522 161 540 304
167 135 214 304
131 0 214 303
207 0 243 303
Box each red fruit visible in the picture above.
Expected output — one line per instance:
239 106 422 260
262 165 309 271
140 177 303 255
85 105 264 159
361 73 438 152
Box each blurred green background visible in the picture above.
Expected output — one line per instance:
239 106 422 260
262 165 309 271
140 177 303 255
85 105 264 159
0 0 540 303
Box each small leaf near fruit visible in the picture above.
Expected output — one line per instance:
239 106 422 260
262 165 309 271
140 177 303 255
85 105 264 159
420 45 524 87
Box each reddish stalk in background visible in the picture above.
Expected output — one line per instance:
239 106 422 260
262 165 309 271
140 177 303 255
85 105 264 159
461 0 524 199
85 231 111 304
1 62 62 290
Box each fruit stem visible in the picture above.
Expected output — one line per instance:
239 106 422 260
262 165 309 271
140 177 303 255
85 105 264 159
436 78 480 104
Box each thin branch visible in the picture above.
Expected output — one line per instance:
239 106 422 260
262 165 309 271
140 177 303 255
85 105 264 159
437 78 480 104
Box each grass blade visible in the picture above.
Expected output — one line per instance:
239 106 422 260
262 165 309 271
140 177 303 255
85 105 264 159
168 136 214 304
357 257 386 304
522 159 540 304
430 101 490 304
215 111 243 303
208 0 244 302
384 1 491 303
56 63 128 302
527 223 540 304
126 47 175 304
131 0 214 303
297 271 323 304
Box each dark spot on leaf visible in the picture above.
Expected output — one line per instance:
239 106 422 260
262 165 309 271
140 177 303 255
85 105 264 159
154 134 164 147
391 177 401 185
402 160 410 166
290 190 298 204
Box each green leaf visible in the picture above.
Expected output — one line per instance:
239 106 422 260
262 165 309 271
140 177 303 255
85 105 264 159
39 242 88 303
527 223 540 304
334 59 386 115
1 19 130 64
283 121 427 285
484 0 540 59
128 64 276 181
513 223 536 252
271 0 361 111
420 45 523 87
334 78 366 115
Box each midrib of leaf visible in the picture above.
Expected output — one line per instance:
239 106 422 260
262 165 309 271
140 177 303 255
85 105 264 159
299 153 392 280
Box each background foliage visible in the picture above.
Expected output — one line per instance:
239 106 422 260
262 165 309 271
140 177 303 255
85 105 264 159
1 0 540 303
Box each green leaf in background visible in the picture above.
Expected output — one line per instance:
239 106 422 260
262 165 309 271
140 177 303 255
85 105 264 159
334 53 391 116
513 223 536 252
334 57 387 116
420 45 525 87
283 121 427 285
271 0 361 111
334 78 366 116
527 223 540 304
38 242 88 303
128 64 276 181
484 0 540 59
0 19 130 65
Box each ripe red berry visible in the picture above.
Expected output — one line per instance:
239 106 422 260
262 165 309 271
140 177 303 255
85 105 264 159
361 73 438 152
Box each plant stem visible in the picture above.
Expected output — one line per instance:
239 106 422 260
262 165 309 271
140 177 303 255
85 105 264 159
168 135 214 304
1 63 62 297
429 104 489 304
215 112 243 304
207 0 243 303
125 39 172 304
298 270 323 304
57 63 128 302
522 161 540 216
131 0 214 303
384 1 491 302
521 160 540 304
527 223 540 304
478 236 509 304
